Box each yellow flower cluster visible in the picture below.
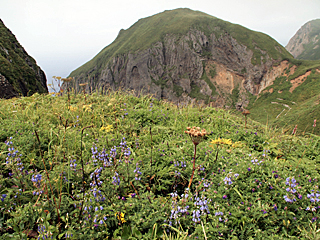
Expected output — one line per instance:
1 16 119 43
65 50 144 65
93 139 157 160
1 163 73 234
100 125 113 133
211 138 232 145
68 105 77 112
82 104 92 112
232 141 243 148
115 212 126 223
184 126 208 145
108 98 116 107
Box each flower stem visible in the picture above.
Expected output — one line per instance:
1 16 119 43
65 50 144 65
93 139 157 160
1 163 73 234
188 143 198 189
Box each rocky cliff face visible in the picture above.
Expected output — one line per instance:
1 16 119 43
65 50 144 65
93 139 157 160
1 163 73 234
69 31 285 108
286 19 320 60
66 9 291 109
0 19 48 98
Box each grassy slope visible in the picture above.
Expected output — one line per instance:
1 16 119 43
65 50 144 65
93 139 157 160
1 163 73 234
0 92 320 238
69 8 290 77
0 20 47 95
248 67 320 134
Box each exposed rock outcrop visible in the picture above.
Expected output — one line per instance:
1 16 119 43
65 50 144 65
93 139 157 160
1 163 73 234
286 19 320 60
0 19 48 98
0 73 18 98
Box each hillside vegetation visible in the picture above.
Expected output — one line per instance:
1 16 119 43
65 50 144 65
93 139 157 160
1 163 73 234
69 8 291 78
0 90 320 239
248 60 320 135
0 19 48 97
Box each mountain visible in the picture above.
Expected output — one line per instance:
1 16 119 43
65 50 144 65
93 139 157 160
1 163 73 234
66 8 292 109
0 19 48 99
286 19 320 60
66 8 320 134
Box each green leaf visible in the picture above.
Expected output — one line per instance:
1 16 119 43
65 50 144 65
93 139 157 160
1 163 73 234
132 227 142 238
121 225 131 239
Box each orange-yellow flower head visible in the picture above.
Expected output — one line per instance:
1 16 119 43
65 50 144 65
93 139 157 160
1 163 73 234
184 126 208 145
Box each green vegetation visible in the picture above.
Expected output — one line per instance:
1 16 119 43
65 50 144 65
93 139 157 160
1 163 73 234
172 84 184 97
285 58 320 80
208 65 217 79
201 62 216 97
69 8 291 78
189 82 208 102
231 85 240 106
151 76 169 90
0 20 47 96
1 91 320 239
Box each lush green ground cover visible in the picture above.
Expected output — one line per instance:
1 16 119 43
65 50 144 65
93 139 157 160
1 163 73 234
0 91 320 239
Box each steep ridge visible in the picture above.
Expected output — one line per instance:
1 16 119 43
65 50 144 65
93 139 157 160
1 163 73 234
66 8 292 109
286 19 320 60
0 19 48 98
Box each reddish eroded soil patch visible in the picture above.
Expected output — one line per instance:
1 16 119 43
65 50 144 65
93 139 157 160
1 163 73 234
289 71 311 93
205 60 244 94
258 60 296 94
284 64 297 77
263 88 273 94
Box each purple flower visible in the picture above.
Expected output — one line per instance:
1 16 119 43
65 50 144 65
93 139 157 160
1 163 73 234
1 194 7 202
192 210 201 223
215 211 223 216
222 195 227 199
247 167 251 172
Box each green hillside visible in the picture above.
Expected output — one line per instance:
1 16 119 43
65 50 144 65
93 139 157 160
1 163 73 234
248 60 320 135
0 19 48 97
69 8 291 77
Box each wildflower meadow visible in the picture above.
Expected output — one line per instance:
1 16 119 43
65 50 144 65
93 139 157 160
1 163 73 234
0 89 320 239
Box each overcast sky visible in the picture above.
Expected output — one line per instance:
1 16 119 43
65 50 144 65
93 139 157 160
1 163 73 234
1 0 319 90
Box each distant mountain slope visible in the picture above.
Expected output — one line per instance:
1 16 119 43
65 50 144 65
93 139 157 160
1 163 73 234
67 8 291 109
65 8 320 134
286 19 320 60
0 19 48 98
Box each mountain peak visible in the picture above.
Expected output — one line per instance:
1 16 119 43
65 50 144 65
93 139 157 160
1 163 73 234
286 19 320 60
